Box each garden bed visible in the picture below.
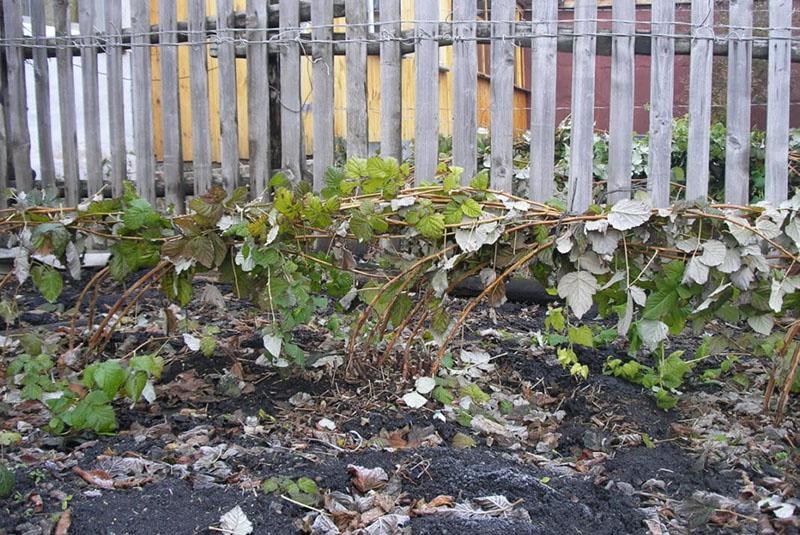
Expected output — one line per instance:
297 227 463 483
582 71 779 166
1 273 797 535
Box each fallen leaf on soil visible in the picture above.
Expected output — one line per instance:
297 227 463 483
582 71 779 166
159 370 216 402
309 513 340 534
401 391 427 409
317 418 337 431
425 495 454 508
347 465 389 493
73 463 155 490
417 494 529 521
54 509 72 535
72 466 114 489
451 433 476 449
28 492 43 512
414 377 436 394
361 513 410 535
229 361 245 379
219 505 253 535
375 426 442 450
289 392 313 407
183 333 201 351
643 518 664 535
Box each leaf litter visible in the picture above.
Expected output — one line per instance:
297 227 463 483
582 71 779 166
1 271 798 534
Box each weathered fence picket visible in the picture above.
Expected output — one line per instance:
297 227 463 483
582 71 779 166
380 0 403 164
189 0 213 196
2 0 31 193
279 0 302 183
0 12 6 208
312 0 335 192
131 0 155 204
246 0 270 199
54 0 80 206
607 0 635 204
346 0 369 159
452 0 477 183
29 0 55 189
568 0 598 213
79 0 102 197
159 0 184 212
766 0 792 203
217 0 240 195
414 0 439 185
490 0 515 193
529 0 558 202
685 0 714 201
724 0 753 205
105 0 126 197
648 0 675 208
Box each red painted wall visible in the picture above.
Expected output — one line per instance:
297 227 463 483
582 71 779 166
547 4 800 133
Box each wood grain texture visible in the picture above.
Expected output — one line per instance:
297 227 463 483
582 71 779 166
159 0 184 212
648 0 675 208
685 0 714 201
217 0 240 194
79 0 103 197
380 0 402 163
2 0 32 192
568 0 597 213
54 0 80 206
765 0 791 203
0 3 7 207
247 0 270 199
453 0 477 182
189 0 213 195
105 0 126 197
490 0 515 193
312 0 334 191
414 0 439 185
131 0 155 204
279 0 302 183
29 0 55 188
346 0 368 158
529 0 558 202
724 0 752 205
607 0 635 204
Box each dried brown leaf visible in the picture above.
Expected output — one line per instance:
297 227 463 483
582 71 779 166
347 465 389 493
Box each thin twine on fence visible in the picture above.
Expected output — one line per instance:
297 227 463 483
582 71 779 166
1 17 800 50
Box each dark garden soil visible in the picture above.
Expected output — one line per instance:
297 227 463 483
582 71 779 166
1 272 798 534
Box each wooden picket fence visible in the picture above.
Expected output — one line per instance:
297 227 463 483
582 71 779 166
0 0 797 214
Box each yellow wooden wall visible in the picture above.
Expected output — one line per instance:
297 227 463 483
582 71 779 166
151 0 530 161
150 0 250 162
